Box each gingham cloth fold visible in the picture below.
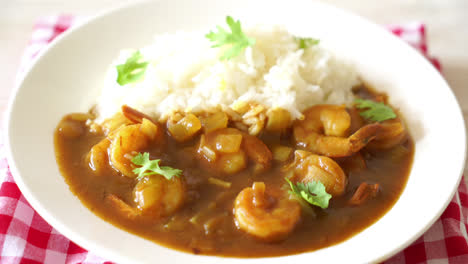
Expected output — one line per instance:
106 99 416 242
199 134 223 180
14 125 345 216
1 15 466 264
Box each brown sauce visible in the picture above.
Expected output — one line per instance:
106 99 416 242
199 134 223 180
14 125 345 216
54 86 413 257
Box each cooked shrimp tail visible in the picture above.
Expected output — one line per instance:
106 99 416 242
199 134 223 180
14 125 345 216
365 118 407 150
348 123 381 152
107 194 141 219
348 182 379 206
122 105 156 124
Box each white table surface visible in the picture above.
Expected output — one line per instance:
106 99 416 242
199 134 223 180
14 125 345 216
1 0 467 175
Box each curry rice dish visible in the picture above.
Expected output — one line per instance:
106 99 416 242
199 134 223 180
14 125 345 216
54 17 413 257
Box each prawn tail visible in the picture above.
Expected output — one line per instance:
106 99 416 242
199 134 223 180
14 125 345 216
122 105 156 124
107 194 141 219
349 123 382 152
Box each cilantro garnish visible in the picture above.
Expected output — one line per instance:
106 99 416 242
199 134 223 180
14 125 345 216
131 152 182 180
354 99 397 122
116 51 149 86
205 16 256 60
285 178 331 209
295 37 320 49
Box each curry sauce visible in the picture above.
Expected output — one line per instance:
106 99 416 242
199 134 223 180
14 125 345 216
54 87 413 257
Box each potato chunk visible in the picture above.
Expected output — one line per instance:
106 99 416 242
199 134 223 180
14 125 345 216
200 112 229 133
272 145 293 162
168 114 202 142
265 108 291 132
215 134 243 153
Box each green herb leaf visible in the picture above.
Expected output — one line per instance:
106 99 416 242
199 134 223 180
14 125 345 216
131 152 182 180
295 37 320 49
354 99 397 122
116 51 149 86
285 178 331 209
205 16 256 60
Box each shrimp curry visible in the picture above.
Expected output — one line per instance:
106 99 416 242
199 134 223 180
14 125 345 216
54 85 413 257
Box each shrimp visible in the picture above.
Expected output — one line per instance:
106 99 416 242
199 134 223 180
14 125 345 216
87 137 111 174
242 134 272 173
234 182 301 242
284 150 347 197
106 175 185 219
86 105 163 178
348 100 407 150
300 105 351 137
365 117 407 150
133 175 185 217
109 119 160 177
293 104 381 157
109 106 163 177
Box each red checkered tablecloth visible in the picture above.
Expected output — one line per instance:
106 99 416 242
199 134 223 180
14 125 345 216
1 15 467 264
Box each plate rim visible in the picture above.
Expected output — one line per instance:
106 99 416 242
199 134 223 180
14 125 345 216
5 0 467 263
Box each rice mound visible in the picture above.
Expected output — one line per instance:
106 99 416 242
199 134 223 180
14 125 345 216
95 25 359 125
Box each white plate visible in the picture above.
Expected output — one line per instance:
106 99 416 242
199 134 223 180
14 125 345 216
6 0 466 263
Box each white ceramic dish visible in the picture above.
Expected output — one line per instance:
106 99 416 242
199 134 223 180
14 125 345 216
6 0 466 263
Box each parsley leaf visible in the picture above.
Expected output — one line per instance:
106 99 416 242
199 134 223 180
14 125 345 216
205 16 256 60
116 51 149 86
295 37 320 49
354 99 397 122
131 152 182 180
285 178 331 209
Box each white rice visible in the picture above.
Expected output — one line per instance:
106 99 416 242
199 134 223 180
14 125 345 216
94 25 359 123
